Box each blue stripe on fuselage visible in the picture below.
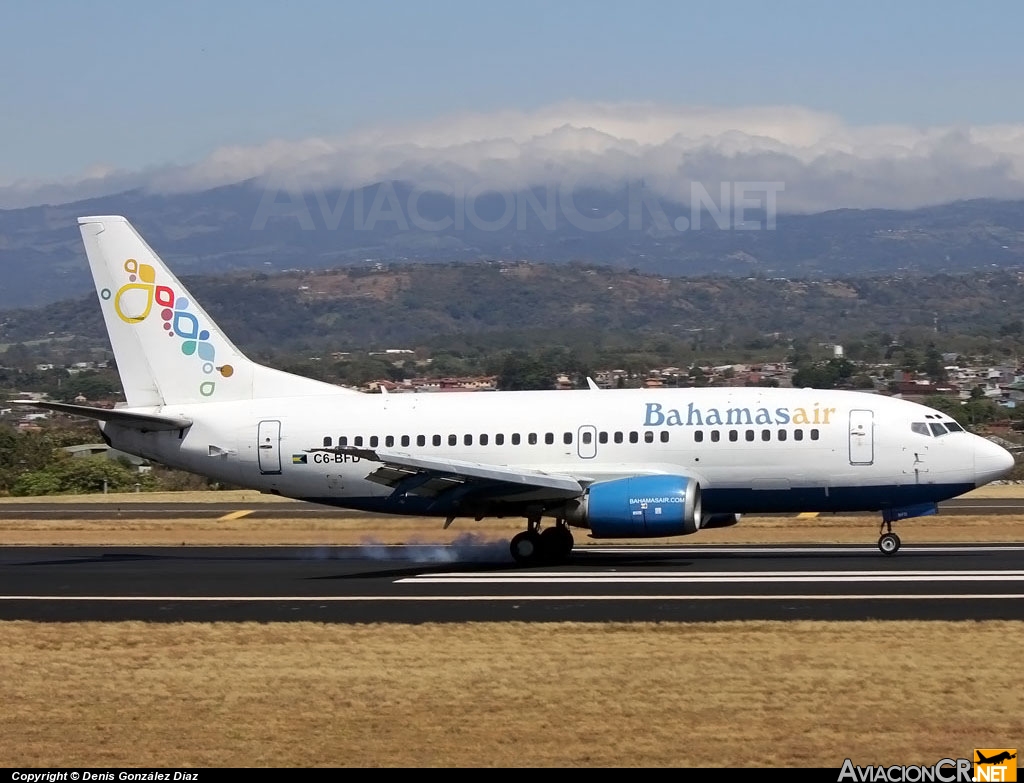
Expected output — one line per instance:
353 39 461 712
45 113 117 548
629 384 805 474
298 482 975 517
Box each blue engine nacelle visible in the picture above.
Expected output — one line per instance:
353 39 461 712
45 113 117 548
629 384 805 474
563 475 702 538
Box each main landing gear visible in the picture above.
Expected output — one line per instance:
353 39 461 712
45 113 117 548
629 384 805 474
510 516 574 566
878 519 901 555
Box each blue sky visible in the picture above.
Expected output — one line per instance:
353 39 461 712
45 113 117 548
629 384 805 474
2 0 1022 184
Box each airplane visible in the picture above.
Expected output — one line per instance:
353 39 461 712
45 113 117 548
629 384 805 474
11 215 1016 566
976 752 1017 765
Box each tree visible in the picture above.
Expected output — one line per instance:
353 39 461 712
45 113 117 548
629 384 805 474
59 370 119 402
497 351 554 390
11 455 153 496
921 346 947 382
962 398 1001 429
791 358 854 390
0 425 77 494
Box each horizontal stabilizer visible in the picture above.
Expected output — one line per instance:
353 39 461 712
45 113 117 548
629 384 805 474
9 401 192 432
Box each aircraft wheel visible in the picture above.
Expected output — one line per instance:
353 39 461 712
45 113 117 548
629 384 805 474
510 530 542 566
539 526 574 564
878 532 901 555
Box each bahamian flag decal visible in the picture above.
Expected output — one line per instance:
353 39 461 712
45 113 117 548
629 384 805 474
292 454 307 465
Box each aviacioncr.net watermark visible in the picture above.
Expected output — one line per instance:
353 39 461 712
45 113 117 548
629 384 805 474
838 758 974 782
250 177 785 233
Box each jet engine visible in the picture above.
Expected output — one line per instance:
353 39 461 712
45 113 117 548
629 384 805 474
561 475 702 538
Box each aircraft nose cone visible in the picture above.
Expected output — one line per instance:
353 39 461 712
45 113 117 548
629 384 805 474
974 437 1015 486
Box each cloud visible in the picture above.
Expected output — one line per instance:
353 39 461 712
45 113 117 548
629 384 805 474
4 102 1024 212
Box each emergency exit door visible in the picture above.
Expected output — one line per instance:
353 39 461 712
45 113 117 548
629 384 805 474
848 409 874 465
258 420 282 474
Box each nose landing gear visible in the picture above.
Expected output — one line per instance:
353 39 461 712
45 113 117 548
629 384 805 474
878 519 901 555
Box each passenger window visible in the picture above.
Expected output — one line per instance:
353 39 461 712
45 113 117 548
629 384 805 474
528 433 538 445
496 434 505 445
599 432 608 444
929 423 947 436
563 432 573 445
545 433 554 445
810 429 820 440
660 431 669 443
761 430 770 441
448 434 457 446
385 435 394 447
794 430 803 441
464 434 473 446
354 436 364 447
710 430 720 442
417 435 426 447
432 434 441 446
323 436 333 447
480 434 489 446
729 430 738 442
629 431 639 444
401 435 410 447
369 436 379 448
644 431 654 443
582 431 592 445
911 422 930 436
695 431 704 443
778 430 787 442
512 433 521 445
614 432 623 444
745 430 754 442
339 436 348 447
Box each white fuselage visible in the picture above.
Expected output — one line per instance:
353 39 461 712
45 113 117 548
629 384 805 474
101 386 1003 521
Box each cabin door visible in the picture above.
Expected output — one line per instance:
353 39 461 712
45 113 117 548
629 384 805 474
848 409 874 465
258 419 282 474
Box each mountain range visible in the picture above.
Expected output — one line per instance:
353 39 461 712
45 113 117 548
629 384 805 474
1 179 1023 310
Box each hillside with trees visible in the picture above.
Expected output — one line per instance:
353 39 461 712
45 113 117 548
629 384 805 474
4 262 1024 362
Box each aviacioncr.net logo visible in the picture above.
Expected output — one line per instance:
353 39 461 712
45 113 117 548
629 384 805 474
838 758 973 782
974 750 1017 782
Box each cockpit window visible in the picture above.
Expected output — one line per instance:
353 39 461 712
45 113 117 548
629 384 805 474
929 423 948 436
911 422 930 436
944 421 965 432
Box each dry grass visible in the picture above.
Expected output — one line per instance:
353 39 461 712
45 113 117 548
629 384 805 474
0 489 301 505
0 621 1019 767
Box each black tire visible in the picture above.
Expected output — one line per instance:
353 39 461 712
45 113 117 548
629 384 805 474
510 530 542 565
878 532 901 555
539 526 575 564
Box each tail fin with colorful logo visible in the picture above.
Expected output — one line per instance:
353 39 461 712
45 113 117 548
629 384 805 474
76 215 350 407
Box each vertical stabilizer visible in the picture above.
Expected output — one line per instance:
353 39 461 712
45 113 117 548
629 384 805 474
78 216 348 406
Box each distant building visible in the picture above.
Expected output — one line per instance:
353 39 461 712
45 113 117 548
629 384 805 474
64 443 148 470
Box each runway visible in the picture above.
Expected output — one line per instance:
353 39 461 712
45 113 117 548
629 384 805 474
1 543 1022 623
0 496 1021 519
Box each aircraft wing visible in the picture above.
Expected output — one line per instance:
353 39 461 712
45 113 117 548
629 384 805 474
307 447 586 505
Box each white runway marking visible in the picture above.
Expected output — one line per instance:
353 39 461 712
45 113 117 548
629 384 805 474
576 545 1024 554
404 569 1024 578
0 594 1022 602
401 572 1024 584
